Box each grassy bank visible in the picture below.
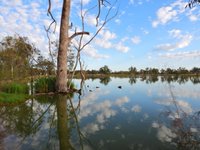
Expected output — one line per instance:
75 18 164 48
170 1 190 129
0 82 29 104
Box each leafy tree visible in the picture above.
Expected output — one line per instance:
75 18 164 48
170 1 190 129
129 66 137 74
0 35 38 80
99 65 111 74
35 56 55 75
190 67 200 74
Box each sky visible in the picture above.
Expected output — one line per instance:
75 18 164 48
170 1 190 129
0 0 200 71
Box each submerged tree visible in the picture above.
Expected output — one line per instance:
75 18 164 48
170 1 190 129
47 0 117 93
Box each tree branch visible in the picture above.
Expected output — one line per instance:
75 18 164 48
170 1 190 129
70 31 90 40
186 0 200 8
47 0 57 33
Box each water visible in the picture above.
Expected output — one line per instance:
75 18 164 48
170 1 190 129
1 77 200 150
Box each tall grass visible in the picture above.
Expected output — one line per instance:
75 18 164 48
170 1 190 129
34 77 75 93
2 82 29 94
35 77 56 93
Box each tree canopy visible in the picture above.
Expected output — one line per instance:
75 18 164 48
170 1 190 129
0 35 39 80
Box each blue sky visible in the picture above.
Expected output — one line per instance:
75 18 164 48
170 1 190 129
0 0 200 71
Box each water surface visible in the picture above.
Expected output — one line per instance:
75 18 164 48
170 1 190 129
1 77 200 150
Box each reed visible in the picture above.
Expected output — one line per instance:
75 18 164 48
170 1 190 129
35 77 75 93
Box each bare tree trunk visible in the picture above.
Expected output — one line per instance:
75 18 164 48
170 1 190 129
56 0 71 93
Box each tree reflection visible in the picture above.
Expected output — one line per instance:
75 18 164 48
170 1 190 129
0 93 90 150
153 85 200 149
99 77 111 85
129 76 136 85
0 99 43 137
190 76 200 84
56 95 74 150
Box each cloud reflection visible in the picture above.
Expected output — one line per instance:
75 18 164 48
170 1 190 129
78 90 130 135
157 125 177 142
131 105 142 113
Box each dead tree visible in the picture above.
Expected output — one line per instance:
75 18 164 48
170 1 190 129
47 0 117 93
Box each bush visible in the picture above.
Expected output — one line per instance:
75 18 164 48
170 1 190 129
2 82 29 94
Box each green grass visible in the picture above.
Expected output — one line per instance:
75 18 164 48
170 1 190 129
0 92 29 103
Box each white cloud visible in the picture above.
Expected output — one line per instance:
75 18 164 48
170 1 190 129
152 6 177 27
0 0 52 58
100 30 117 40
94 30 129 53
168 29 181 38
115 19 121 24
94 30 116 49
186 8 200 22
129 0 144 5
155 29 192 51
83 45 109 59
115 42 130 53
86 14 97 27
152 0 187 27
159 50 200 59
131 36 141 44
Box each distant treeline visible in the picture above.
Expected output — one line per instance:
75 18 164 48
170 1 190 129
0 35 199 82
81 65 200 76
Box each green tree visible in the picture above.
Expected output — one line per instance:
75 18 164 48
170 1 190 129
0 35 38 80
129 66 137 74
35 56 55 75
99 65 111 74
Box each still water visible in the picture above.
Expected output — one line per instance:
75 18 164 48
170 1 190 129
1 77 200 150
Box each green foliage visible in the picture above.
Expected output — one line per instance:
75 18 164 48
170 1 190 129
35 56 55 75
0 35 39 80
35 77 75 93
99 65 111 74
2 82 29 94
0 92 29 103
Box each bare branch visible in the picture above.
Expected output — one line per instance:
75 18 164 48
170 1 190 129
96 0 111 26
44 26 56 74
81 5 118 50
47 0 57 33
68 0 118 90
70 31 90 40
